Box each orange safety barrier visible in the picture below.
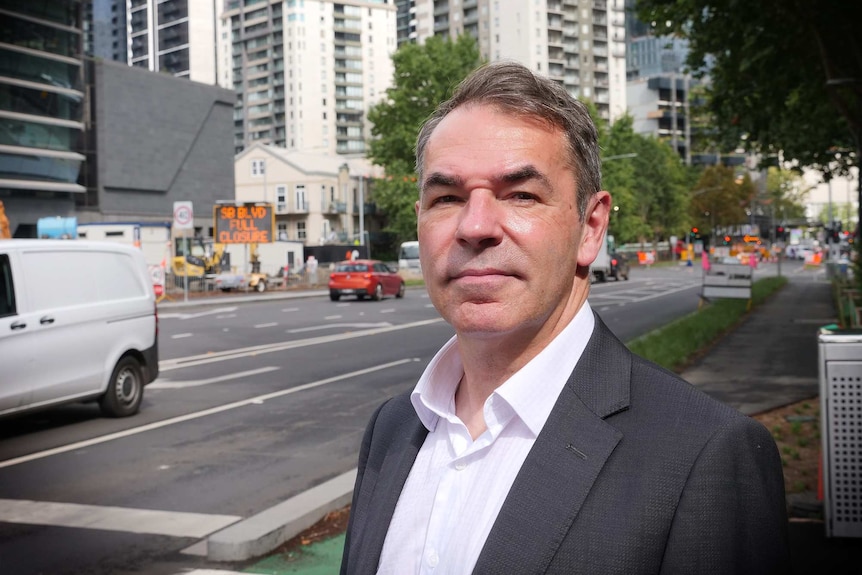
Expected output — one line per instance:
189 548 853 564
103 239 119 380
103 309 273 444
804 252 822 266
637 251 656 265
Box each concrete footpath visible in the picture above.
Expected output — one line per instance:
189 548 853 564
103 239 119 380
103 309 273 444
168 269 862 574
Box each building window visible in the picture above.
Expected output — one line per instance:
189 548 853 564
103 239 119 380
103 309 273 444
251 159 266 176
277 222 288 241
276 185 286 210
295 184 307 211
297 221 306 239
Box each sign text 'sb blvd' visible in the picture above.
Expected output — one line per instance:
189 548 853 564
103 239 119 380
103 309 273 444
214 203 274 244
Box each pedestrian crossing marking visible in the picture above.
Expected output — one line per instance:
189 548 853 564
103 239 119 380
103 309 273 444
0 499 241 538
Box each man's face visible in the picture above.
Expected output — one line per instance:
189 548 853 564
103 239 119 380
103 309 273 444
416 104 606 342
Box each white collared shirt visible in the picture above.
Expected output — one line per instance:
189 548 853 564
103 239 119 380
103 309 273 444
376 303 595 574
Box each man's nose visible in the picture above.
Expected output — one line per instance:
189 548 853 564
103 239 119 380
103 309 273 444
455 191 504 248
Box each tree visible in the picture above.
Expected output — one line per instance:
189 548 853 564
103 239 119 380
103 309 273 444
689 165 753 239
596 110 693 244
636 0 861 235
366 35 483 242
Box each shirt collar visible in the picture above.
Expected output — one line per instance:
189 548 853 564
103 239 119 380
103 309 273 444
411 302 595 436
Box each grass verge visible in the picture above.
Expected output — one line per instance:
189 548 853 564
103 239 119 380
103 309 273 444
627 275 788 371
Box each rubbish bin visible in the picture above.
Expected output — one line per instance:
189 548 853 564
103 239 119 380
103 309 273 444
818 327 862 538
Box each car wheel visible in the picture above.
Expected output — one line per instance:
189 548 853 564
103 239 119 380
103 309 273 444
623 269 630 280
256 280 266 292
330 291 340 301
99 356 144 418
396 282 405 298
373 283 383 301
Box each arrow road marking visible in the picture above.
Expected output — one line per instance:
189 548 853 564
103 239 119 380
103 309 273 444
149 367 279 389
158 307 239 320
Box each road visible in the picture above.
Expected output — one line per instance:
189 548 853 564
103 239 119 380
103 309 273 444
0 262 787 574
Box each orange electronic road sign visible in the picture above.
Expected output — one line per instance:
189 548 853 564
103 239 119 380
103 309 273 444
214 203 274 244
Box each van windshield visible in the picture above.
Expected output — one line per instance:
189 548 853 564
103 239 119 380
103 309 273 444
400 244 419 259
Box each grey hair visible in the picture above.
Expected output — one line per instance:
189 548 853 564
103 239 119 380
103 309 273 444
415 61 602 220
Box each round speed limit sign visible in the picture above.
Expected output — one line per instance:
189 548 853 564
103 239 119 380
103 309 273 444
173 201 193 230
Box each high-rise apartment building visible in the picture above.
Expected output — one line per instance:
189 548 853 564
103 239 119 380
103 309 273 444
221 0 397 155
397 0 627 122
126 0 219 84
87 0 128 63
0 0 87 235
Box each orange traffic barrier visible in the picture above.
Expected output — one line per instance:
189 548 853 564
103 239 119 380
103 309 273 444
637 251 655 265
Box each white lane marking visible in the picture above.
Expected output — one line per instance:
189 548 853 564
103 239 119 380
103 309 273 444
181 570 248 574
0 499 241 538
159 318 444 372
171 333 193 339
288 322 392 334
157 307 238 320
149 367 279 389
254 322 278 328
0 359 413 470
281 307 299 312
325 315 343 320
216 314 237 319
335 303 351 308
380 308 395 314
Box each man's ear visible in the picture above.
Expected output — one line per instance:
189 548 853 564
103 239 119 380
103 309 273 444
577 191 612 267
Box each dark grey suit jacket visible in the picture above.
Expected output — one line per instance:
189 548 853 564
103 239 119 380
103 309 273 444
341 315 790 574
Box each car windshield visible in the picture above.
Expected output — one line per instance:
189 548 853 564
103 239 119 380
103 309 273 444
336 263 368 272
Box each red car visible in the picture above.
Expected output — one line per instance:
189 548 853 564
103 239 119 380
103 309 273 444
328 259 406 301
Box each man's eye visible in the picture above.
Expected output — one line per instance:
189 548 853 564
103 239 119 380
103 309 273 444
431 195 460 205
511 192 537 201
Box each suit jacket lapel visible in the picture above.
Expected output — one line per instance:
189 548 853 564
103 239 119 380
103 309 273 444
473 315 631 574
353 412 428 574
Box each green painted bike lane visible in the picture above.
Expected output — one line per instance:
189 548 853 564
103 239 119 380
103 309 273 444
243 533 345 575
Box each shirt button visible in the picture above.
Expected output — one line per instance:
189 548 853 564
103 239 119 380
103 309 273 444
427 549 439 567
455 462 466 471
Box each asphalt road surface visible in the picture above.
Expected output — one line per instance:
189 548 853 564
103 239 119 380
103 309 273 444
0 262 787 574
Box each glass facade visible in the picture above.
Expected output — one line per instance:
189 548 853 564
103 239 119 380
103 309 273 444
0 0 86 194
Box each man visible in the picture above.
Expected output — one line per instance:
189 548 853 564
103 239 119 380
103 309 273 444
341 62 789 574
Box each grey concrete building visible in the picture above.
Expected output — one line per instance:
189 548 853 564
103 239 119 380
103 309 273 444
78 58 236 234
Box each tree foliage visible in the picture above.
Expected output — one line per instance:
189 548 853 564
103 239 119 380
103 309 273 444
635 0 860 179
366 35 483 241
597 110 693 244
689 165 753 236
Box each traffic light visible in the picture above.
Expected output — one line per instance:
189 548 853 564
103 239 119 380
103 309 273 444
723 235 731 245
690 227 699 239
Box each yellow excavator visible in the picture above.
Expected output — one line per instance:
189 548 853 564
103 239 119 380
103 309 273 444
171 237 228 278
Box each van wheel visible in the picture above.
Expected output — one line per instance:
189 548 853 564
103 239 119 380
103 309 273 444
99 356 144 418
256 280 266 292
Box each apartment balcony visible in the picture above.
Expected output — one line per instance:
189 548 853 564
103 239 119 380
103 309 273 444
593 0 607 10
334 20 362 34
548 48 565 63
327 202 347 214
434 2 450 17
353 202 376 215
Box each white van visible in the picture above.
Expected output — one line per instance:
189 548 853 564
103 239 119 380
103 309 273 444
398 241 420 272
0 240 159 419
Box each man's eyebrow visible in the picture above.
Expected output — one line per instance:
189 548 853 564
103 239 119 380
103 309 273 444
421 172 462 192
498 165 552 189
